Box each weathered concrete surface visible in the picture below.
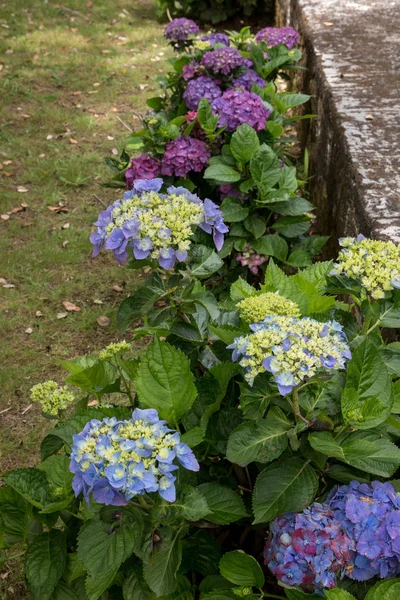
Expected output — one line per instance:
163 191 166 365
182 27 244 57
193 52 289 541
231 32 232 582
276 0 400 248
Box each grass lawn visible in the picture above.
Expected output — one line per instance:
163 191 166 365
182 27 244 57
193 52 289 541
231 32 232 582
0 1 171 593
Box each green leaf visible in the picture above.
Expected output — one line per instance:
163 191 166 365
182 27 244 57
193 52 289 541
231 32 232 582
3 467 50 509
178 486 209 521
266 121 283 138
66 361 116 394
286 250 312 267
365 579 400 600
251 235 288 262
209 324 248 345
309 431 400 477
201 592 237 600
200 363 239 432
219 550 264 588
180 427 205 448
221 197 249 222
379 303 400 328
342 339 393 429
272 215 311 237
118 287 158 332
250 144 281 192
268 197 315 216
25 530 66 600
204 164 241 184
189 245 223 278
156 575 193 600
381 343 400 377
51 580 80 600
252 459 318 524
182 531 221 577
143 532 182 596
198 483 247 525
324 591 356 600
226 419 289 467
40 434 64 461
37 454 73 492
0 486 29 548
244 215 265 239
135 338 197 421
230 277 256 302
279 93 311 110
285 591 321 600
230 124 260 163
123 564 152 600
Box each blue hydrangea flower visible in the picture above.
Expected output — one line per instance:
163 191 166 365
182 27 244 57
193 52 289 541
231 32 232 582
227 315 351 391
90 178 228 268
326 480 400 581
70 408 200 506
265 503 355 591
255 26 300 49
201 33 230 47
183 76 222 111
232 68 266 91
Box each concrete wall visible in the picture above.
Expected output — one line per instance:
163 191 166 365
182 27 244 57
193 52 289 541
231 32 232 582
276 0 400 251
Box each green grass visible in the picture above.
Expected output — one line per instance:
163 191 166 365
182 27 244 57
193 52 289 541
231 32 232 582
0 0 172 594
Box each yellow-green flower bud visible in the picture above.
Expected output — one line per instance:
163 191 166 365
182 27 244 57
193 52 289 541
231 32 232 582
99 341 131 361
236 292 300 323
30 380 75 416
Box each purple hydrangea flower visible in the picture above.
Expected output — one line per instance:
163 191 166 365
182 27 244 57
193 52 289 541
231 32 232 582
70 408 199 506
255 26 300 49
265 503 355 591
326 480 400 581
182 60 203 81
212 89 270 132
183 76 222 111
236 243 268 275
232 68 266 91
201 47 251 76
164 18 199 42
161 137 210 177
201 33 230 47
125 153 161 189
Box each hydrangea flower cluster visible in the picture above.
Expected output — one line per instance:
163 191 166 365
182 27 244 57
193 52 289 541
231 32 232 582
330 234 400 299
99 341 131 361
227 315 351 392
90 178 227 268
164 18 199 42
70 408 199 506
125 153 161 189
236 293 300 323
232 68 266 91
183 76 222 111
235 243 267 274
182 60 203 81
161 136 210 177
265 503 355 590
212 89 270 132
31 380 75 416
201 33 230 47
326 480 400 581
255 26 300 49
201 47 251 76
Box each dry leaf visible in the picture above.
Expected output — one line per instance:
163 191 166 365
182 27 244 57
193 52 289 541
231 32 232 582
21 202 28 208
93 299 103 304
11 206 24 213
0 163 3 170
111 148 118 156
1 214 10 221
139 84 149 90
25 327 33 334
93 82 100 87
88 399 98 407
24 222 33 227
62 222 70 229
0 278 7 285
97 315 110 327
39 153 46 158
57 312 68 319
46 134 53 140
5 49 13 55
3 283 15 288
69 138 78 144
62 240 69 248
112 284 124 292
323 22 334 26
17 186 29 193
47 205 68 213
63 301 81 312
35 311 44 317
22 114 31 119
366 114 374 120
107 135 114 140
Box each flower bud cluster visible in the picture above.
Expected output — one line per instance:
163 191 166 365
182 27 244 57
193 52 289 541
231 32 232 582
31 380 75 416
236 292 300 323
99 341 131 361
228 315 351 393
90 178 227 268
265 503 355 590
235 244 267 274
70 408 199 506
330 234 400 299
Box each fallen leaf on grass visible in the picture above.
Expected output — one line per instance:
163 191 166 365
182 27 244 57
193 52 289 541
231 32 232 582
93 299 103 304
111 148 118 156
21 202 28 208
35 311 44 317
24 222 33 227
62 222 70 229
323 22 334 26
112 284 124 292
62 240 69 248
69 138 78 144
17 186 28 193
3 161 13 166
138 84 149 90
25 327 33 334
3 284 15 288
0 278 7 285
57 312 68 319
47 205 68 213
63 301 81 312
46 134 53 140
97 316 110 327
366 114 374 120
88 399 98 406
107 135 114 141
11 206 24 214
1 214 10 221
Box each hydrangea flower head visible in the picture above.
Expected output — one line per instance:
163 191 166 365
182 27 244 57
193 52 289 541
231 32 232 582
228 315 351 391
31 380 75 416
183 76 222 111
236 292 300 323
99 341 131 361
265 503 354 590
256 26 300 49
70 408 199 506
212 89 270 132
330 234 400 299
232 68 266 91
326 480 400 581
125 154 161 189
90 178 227 268
164 18 199 42
201 47 251 76
161 137 210 178
236 243 267 274
201 33 230 47
182 60 203 81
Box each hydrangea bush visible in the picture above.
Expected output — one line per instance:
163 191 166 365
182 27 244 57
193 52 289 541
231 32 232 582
3 16 400 600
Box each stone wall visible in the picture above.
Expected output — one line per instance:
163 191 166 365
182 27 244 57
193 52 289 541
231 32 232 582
276 0 400 252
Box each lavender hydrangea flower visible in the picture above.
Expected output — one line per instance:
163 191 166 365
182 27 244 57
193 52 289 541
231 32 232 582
236 243 267 274
125 153 161 189
164 18 199 42
232 68 266 91
201 33 230 47
265 503 355 590
182 60 203 81
256 26 300 49
183 76 222 111
161 137 210 177
70 408 199 506
90 178 227 268
326 480 400 581
201 47 251 76
212 89 270 132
